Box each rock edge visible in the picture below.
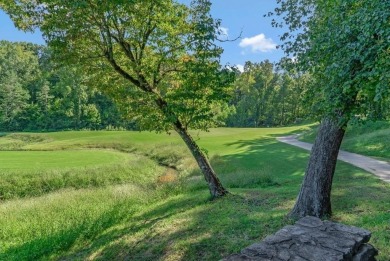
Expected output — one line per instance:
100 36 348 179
222 216 378 261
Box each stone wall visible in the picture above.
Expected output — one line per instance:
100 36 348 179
223 216 377 261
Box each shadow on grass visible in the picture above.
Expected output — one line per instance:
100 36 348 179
51 192 293 261
217 136 309 188
0 201 136 261
2 133 390 260
330 163 390 257
331 162 390 214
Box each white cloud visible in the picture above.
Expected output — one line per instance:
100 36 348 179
236 64 244 72
239 34 277 53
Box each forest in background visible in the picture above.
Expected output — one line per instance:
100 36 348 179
1 40 389 132
0 0 389 258
0 41 135 131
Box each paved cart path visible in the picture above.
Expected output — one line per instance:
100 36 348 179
277 135 390 183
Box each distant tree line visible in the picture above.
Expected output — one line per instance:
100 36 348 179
1 41 388 132
226 60 311 127
227 58 390 128
0 41 135 131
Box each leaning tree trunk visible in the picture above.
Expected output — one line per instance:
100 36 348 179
289 117 346 218
174 121 228 198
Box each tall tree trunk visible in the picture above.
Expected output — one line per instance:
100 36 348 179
174 120 228 198
289 117 346 218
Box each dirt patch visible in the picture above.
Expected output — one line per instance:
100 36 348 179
158 168 178 183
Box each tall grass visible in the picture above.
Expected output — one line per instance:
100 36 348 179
0 126 389 260
0 154 165 200
0 185 145 260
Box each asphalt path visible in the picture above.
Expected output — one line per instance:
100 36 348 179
277 135 390 183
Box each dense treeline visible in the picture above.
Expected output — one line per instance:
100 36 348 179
227 59 390 127
0 41 134 131
226 60 311 127
1 41 388 131
1 41 309 131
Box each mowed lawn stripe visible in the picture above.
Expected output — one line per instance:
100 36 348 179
0 150 128 171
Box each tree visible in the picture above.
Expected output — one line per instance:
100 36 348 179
1 0 235 197
226 60 309 127
227 61 278 127
0 41 39 130
0 72 30 130
272 0 390 217
0 40 132 131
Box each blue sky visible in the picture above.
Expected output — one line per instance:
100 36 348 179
0 1 284 71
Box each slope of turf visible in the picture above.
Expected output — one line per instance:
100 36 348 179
0 126 389 260
300 120 390 160
0 150 127 170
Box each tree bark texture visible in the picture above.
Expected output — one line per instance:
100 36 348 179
289 118 346 218
174 121 229 198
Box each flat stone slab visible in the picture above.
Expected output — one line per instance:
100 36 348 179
223 216 377 261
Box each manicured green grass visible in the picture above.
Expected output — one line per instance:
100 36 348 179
342 121 390 160
300 120 390 160
0 132 186 200
0 126 389 260
0 150 126 170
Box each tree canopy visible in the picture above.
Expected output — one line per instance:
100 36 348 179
0 41 130 131
2 0 234 132
1 0 235 197
272 0 390 218
227 60 311 127
273 0 390 124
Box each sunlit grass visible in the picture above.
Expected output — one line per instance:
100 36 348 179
300 120 390 160
0 153 165 200
0 150 127 170
0 125 389 260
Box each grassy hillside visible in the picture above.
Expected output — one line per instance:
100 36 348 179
0 126 389 260
300 121 390 160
